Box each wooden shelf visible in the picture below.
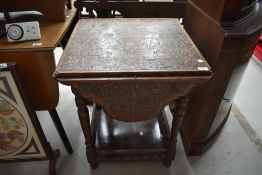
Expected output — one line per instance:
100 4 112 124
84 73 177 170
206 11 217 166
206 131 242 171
92 105 170 161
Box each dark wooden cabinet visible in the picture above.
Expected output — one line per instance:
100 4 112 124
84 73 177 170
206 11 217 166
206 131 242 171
181 0 262 155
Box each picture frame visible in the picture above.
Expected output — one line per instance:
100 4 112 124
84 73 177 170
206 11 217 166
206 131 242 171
0 62 59 175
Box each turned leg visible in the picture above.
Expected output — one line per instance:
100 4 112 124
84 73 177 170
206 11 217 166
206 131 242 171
75 95 98 169
48 108 73 154
158 112 170 147
164 96 189 167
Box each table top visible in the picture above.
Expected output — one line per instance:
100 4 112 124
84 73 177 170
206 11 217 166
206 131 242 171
0 8 76 53
55 18 211 79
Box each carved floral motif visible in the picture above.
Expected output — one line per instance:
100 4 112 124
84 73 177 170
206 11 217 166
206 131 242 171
73 81 193 122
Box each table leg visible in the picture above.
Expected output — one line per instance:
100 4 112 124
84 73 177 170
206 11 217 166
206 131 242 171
47 143 60 175
164 96 189 167
158 112 170 147
48 109 73 154
75 96 98 169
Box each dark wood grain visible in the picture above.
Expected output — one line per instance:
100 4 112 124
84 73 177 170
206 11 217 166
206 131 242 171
188 0 257 24
181 0 262 155
55 18 210 79
74 95 97 168
71 80 195 122
94 107 166 150
93 106 169 163
55 18 211 167
165 96 189 166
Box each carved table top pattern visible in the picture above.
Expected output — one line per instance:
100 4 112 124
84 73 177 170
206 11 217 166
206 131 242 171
56 18 210 78
55 18 211 122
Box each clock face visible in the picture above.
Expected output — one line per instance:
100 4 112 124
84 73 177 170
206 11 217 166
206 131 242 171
7 24 24 40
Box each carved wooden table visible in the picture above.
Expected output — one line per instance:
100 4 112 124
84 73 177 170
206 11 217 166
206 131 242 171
54 18 211 168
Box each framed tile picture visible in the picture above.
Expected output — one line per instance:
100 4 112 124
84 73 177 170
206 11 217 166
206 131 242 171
0 62 59 175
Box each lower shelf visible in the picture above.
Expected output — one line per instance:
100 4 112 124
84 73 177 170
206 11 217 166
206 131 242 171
92 105 170 161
